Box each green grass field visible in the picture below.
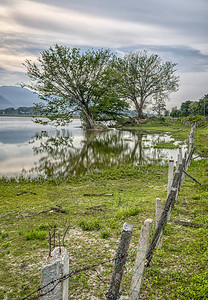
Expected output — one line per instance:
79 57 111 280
0 121 208 299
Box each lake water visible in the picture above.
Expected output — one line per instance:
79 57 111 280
0 117 187 178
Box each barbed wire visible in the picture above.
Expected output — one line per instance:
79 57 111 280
22 257 115 300
22 127 196 300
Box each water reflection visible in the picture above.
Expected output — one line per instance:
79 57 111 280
29 129 183 178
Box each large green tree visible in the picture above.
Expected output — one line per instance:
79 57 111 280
23 45 127 129
119 51 179 118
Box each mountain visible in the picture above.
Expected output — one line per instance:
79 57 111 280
0 95 14 109
0 86 40 107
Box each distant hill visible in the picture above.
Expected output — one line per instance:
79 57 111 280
0 95 14 109
0 86 40 107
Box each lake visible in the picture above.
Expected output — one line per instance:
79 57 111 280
0 117 187 178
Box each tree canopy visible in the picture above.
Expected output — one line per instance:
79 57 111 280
118 51 179 118
23 45 127 128
24 46 180 127
170 94 208 118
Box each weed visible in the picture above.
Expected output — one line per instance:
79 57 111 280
2 242 10 249
1 232 9 239
79 218 101 231
25 230 47 240
100 230 111 239
37 223 50 230
193 194 201 200
116 206 140 219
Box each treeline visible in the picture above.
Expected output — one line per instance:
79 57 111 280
0 107 37 116
170 94 208 117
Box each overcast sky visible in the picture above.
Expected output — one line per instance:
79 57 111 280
0 0 208 109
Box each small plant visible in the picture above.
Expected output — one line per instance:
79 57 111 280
193 194 201 200
25 230 47 240
79 218 101 231
38 223 50 230
1 232 9 239
100 230 111 239
2 242 10 249
116 207 140 219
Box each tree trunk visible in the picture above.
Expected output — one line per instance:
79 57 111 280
84 112 96 129
80 104 96 129
133 96 144 119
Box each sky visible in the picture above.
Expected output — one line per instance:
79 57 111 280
0 0 208 110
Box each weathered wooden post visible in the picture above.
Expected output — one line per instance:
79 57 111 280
106 223 134 300
178 148 182 168
167 159 174 220
146 187 177 266
182 152 187 183
167 160 174 196
156 198 163 248
188 123 196 155
175 147 182 172
129 219 153 300
40 247 69 300
178 159 185 192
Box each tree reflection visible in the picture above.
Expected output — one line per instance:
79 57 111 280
29 129 170 178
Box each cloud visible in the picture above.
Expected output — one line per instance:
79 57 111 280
167 71 208 109
0 66 27 86
1 0 207 52
117 45 208 73
0 0 207 107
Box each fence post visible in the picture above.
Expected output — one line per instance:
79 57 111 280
106 223 134 300
129 219 153 300
40 247 69 300
188 123 196 155
167 160 174 196
156 198 163 248
182 152 187 183
178 159 185 192
146 187 177 266
167 159 174 221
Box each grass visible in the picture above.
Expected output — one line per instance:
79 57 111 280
0 121 208 299
153 141 180 149
122 119 190 141
25 230 47 241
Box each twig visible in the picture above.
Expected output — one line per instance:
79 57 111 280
17 191 37 196
25 207 66 217
174 220 208 228
62 224 70 247
86 204 106 211
48 232 52 257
